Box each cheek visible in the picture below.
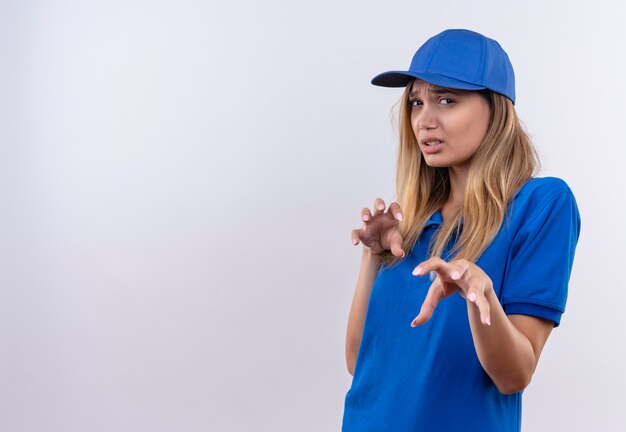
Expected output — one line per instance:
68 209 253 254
467 119 488 144
456 108 490 147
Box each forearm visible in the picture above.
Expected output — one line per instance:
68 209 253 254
345 248 381 375
466 289 536 394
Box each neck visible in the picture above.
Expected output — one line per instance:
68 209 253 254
440 165 469 221
447 165 469 207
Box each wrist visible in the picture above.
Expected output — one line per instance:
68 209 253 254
362 247 382 265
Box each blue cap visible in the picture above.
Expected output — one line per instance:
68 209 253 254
371 29 516 104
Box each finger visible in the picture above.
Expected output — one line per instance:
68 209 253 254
475 293 491 326
439 275 463 298
351 229 362 246
361 207 373 222
373 198 386 215
465 273 484 302
388 202 404 222
449 259 470 281
441 279 450 297
471 281 491 326
387 229 405 258
416 258 464 285
411 278 444 327
412 256 452 277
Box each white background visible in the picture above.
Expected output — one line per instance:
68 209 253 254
1 1 625 431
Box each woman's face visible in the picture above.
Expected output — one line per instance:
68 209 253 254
409 80 491 171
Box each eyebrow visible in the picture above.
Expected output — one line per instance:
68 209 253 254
409 88 460 98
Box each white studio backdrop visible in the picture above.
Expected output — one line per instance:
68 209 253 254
1 0 625 431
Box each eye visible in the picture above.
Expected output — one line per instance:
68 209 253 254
439 98 454 105
409 99 422 108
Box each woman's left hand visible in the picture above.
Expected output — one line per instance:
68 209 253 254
410 257 493 327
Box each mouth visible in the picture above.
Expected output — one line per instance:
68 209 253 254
420 140 445 154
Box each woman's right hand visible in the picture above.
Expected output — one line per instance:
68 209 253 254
351 198 405 258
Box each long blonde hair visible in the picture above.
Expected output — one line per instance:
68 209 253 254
379 79 539 267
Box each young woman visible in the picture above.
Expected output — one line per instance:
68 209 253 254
342 29 581 431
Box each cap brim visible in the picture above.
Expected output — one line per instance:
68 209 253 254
371 70 487 91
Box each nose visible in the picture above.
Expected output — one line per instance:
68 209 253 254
414 105 438 130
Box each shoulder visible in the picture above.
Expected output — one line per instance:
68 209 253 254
510 176 576 216
501 176 581 242
514 176 574 203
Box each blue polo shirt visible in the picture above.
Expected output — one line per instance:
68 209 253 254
342 177 581 432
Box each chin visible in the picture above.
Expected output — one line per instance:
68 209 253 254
421 157 449 168
421 154 471 170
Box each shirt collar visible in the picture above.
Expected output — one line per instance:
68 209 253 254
424 210 464 228
425 210 443 228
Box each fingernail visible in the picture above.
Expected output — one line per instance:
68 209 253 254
468 292 476 302
377 204 384 210
352 239 358 245
412 267 423 276
363 215 369 221
451 271 460 280
411 320 417 327
397 213 403 221
485 317 491 326
401 251 405 258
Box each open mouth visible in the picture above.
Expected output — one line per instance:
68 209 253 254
421 140 444 153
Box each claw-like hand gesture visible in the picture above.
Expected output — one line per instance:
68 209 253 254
351 198 405 258
411 257 493 327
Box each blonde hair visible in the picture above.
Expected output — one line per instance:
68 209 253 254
379 79 539 267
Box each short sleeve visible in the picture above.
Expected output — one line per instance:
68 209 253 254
501 190 581 327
